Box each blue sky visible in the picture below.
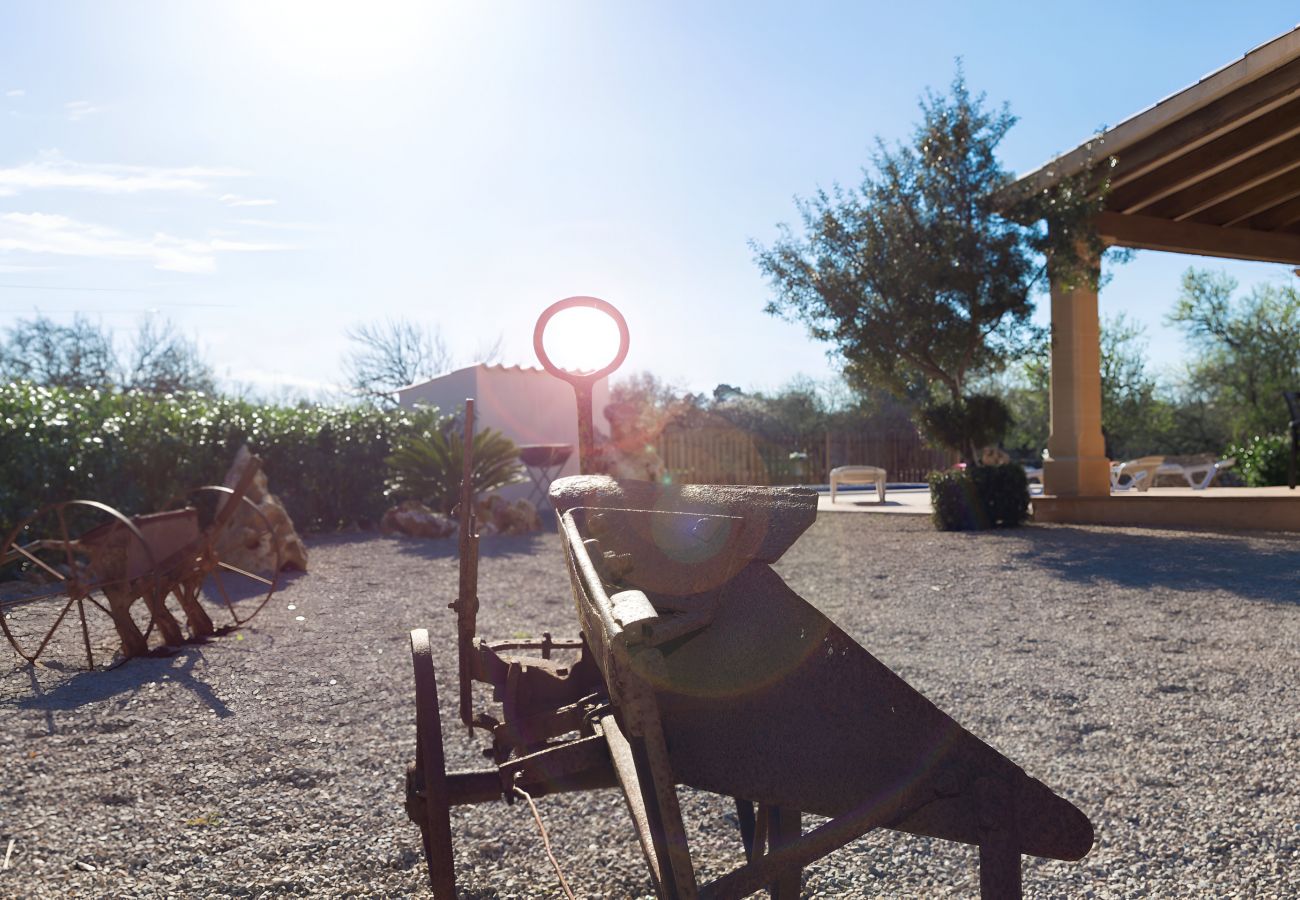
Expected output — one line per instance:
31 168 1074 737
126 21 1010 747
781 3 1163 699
0 2 1297 398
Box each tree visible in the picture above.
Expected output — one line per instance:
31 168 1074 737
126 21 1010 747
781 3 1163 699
755 71 1041 405
754 68 1114 461
344 318 451 407
0 313 214 393
344 318 503 407
1168 268 1300 441
0 314 117 389
123 315 216 394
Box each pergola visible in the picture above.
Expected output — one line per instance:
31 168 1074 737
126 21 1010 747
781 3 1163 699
1010 25 1300 505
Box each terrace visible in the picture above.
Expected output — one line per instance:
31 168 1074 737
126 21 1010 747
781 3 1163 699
1012 26 1300 532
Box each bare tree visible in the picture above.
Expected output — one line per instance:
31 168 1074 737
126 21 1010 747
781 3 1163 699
0 314 118 389
343 318 505 406
124 315 216 394
0 312 215 393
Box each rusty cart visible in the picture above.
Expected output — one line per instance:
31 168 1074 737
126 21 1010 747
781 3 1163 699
0 456 286 671
403 297 1094 898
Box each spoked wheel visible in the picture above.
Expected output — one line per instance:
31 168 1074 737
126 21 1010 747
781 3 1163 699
406 628 456 899
164 486 285 631
0 501 159 670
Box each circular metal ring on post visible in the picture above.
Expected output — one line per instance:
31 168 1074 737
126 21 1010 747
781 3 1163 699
532 296 630 386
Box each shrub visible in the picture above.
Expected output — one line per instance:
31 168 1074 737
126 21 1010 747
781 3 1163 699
0 381 423 537
928 463 1030 531
384 407 525 514
917 394 1013 463
1225 433 1291 487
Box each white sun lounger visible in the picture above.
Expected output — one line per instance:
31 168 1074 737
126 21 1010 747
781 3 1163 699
1111 456 1235 491
830 465 887 503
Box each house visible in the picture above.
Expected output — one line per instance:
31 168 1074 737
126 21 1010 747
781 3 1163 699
396 363 610 500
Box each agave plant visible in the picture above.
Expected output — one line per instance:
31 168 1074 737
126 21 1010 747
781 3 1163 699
384 407 525 514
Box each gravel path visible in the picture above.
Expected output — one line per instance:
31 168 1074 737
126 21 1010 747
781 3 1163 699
1 514 1297 898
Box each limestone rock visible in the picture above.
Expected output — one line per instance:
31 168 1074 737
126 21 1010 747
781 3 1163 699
220 446 310 573
381 500 457 539
475 494 542 536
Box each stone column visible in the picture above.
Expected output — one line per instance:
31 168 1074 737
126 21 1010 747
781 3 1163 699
1044 253 1110 496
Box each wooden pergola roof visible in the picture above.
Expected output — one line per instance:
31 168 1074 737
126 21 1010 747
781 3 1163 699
1012 26 1300 265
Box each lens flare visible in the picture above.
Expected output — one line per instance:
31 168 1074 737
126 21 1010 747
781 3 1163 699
539 306 622 374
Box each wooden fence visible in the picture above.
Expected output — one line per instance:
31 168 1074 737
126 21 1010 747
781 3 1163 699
658 424 953 486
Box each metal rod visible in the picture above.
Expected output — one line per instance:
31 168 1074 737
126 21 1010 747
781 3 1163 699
456 398 481 732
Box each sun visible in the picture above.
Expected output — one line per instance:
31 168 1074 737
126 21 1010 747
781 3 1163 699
234 0 442 78
538 306 624 375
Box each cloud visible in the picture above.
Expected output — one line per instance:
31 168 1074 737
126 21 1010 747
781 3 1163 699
64 100 103 121
0 153 250 197
219 193 277 207
233 218 325 231
0 212 292 273
5 89 23 98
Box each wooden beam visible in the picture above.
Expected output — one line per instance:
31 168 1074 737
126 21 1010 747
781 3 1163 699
1106 95 1300 212
1245 193 1300 231
1009 29 1300 196
1131 131 1300 220
1094 211 1300 264
1188 167 1300 227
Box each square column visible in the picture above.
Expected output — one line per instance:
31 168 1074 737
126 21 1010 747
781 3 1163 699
1044 257 1111 497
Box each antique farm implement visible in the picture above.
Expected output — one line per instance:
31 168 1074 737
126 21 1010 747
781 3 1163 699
403 297 1094 898
0 456 285 670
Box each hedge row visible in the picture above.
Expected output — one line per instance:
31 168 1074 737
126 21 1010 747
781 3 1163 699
0 382 431 537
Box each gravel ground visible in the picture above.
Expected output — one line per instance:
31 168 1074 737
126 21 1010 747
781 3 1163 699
1 513 1297 898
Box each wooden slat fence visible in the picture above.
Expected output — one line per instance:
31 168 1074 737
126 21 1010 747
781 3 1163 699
658 424 954 486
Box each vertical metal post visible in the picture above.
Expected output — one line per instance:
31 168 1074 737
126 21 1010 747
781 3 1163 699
768 806 802 899
573 383 596 476
455 399 480 731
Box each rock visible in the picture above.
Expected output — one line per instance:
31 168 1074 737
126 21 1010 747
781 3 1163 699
475 494 542 536
379 501 456 539
220 446 310 572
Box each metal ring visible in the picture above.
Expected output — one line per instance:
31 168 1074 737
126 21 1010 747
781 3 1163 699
532 296 630 386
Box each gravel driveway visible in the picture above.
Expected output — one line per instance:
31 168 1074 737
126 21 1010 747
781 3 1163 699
1 513 1297 898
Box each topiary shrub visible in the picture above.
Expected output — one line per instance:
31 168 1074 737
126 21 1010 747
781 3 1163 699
928 463 1030 531
1225 434 1290 486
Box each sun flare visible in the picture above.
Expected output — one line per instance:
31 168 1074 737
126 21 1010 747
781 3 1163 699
539 306 623 374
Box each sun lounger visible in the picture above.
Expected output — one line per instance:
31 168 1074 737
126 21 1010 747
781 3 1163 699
1160 457 1236 489
829 465 886 503
1111 457 1164 492
1111 455 1235 491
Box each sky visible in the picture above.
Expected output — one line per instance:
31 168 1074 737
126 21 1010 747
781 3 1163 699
0 2 1297 399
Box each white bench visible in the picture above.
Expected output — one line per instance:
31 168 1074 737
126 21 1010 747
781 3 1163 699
829 465 887 503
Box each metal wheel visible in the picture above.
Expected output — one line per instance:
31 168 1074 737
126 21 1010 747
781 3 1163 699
0 501 159 670
165 486 285 631
408 628 456 898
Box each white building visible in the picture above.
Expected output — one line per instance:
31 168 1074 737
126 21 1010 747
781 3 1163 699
396 363 610 499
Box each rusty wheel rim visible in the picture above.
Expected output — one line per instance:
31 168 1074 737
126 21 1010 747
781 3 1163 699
166 486 284 630
410 628 456 898
0 501 156 670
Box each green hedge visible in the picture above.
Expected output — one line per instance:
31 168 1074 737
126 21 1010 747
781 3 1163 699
928 464 1030 531
0 382 428 537
1225 433 1291 487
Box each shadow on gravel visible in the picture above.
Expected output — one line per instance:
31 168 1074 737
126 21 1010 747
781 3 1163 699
304 529 555 561
390 531 553 561
1015 526 1297 605
11 644 233 718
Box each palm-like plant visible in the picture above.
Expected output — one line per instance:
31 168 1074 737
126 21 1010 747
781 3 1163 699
385 407 525 514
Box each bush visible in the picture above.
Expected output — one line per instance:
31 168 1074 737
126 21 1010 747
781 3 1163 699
1225 433 1292 487
385 407 525 514
0 382 424 537
917 394 1013 463
928 463 1030 531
